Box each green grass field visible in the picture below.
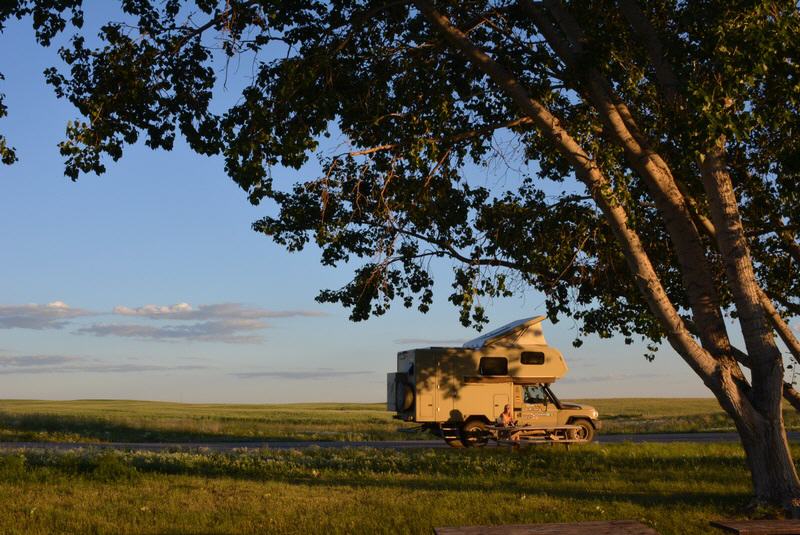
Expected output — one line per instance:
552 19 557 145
0 399 797 534
0 398 797 443
0 442 789 534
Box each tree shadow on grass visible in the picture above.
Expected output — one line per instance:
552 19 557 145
0 411 318 443
83 448 748 513
285 473 745 510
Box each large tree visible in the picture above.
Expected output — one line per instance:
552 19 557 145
3 0 800 511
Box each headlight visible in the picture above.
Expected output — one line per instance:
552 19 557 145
592 410 598 419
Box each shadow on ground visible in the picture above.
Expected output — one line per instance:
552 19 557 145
0 412 315 443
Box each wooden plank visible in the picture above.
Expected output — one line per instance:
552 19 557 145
434 520 659 534
710 519 800 534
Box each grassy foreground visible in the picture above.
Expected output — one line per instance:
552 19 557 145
0 442 786 535
0 398 798 443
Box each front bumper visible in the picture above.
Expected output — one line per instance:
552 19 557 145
592 419 603 430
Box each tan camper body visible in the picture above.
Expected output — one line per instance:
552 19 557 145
387 316 601 446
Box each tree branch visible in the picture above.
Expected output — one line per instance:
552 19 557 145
701 138 785 415
524 0 736 364
618 0 682 108
413 0 719 380
616 0 800 384
729 345 800 413
344 117 533 157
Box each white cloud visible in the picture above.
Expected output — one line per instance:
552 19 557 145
80 302 329 344
0 354 208 374
0 300 326 343
77 318 269 344
112 302 327 321
113 303 193 316
0 301 93 330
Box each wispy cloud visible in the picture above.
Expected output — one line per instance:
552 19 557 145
0 354 208 374
113 303 327 321
393 338 466 346
0 354 81 367
76 302 327 344
0 300 326 343
0 301 93 330
231 368 374 380
560 372 666 384
77 319 267 344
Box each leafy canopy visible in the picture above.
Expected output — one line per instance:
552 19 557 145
2 0 798 353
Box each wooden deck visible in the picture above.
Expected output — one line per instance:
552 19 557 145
433 520 659 534
710 519 800 534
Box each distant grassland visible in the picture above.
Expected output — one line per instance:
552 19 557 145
0 398 798 443
0 442 791 534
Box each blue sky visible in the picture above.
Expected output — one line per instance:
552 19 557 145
0 4 731 402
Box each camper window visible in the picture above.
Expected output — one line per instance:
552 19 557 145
521 351 545 365
479 357 508 376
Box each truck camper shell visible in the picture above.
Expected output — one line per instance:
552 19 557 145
389 316 568 421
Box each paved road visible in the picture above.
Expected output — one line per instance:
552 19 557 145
0 432 797 452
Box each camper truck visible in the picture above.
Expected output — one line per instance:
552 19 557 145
387 317 601 447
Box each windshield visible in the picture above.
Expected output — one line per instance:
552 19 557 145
544 385 563 409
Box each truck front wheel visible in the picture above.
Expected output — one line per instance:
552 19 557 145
461 419 489 448
570 419 595 443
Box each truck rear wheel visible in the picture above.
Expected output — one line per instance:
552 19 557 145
461 419 489 448
570 419 595 443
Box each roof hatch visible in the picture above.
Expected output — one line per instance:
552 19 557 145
462 316 548 349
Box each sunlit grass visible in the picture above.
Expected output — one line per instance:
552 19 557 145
0 398 797 443
0 442 787 535
578 398 800 434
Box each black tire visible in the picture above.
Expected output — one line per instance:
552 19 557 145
395 378 414 411
460 419 489 448
570 419 595 443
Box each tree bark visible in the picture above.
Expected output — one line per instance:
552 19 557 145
737 412 800 511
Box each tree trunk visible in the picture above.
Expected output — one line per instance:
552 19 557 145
735 407 800 512
415 0 800 512
700 139 800 510
702 358 800 510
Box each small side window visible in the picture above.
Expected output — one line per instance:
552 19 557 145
521 351 545 365
479 357 508 376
